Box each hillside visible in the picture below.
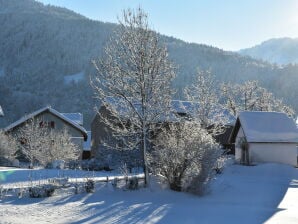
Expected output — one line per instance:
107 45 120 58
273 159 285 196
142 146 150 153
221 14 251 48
1 0 298 128
239 37 298 65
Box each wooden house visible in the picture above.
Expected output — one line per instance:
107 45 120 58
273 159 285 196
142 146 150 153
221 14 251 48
90 98 234 169
4 106 87 152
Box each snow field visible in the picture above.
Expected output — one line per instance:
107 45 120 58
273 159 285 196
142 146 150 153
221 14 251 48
0 163 297 224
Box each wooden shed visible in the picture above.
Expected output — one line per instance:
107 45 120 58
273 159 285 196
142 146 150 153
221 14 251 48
229 111 298 166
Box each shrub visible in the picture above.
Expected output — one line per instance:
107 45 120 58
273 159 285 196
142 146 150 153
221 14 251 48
85 179 95 193
126 177 139 190
149 121 222 194
29 184 55 198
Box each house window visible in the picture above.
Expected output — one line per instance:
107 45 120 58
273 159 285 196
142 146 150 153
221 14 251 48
39 121 45 128
50 121 55 128
39 121 55 128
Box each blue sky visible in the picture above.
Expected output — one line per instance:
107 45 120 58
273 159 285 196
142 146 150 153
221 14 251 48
37 0 298 51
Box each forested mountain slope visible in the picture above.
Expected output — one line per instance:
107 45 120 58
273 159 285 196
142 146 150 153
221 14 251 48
1 0 298 128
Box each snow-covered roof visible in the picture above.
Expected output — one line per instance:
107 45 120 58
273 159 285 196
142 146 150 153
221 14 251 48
0 105 3 117
83 131 91 151
104 97 234 124
104 97 197 121
232 111 298 143
4 106 87 140
61 113 83 126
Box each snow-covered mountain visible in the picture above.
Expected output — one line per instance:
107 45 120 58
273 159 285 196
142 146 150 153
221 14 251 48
239 38 298 65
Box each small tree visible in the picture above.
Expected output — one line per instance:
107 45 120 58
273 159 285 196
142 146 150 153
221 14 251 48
148 121 221 194
42 128 80 166
16 118 49 167
16 119 80 167
185 69 228 135
92 7 176 185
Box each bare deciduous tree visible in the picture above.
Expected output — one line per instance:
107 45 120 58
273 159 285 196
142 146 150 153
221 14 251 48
17 119 49 167
221 80 295 117
92 7 176 185
148 121 222 194
185 69 228 135
16 119 80 168
43 128 80 166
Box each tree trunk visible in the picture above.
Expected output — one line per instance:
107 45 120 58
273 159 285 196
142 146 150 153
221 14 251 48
169 178 182 191
143 126 149 187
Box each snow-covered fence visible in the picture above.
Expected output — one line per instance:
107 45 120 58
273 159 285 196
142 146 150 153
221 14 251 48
0 173 145 199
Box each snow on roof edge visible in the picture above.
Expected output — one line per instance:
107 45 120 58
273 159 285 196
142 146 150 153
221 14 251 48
238 111 298 143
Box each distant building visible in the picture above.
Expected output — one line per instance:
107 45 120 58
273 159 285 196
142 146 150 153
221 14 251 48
229 111 298 166
214 124 235 154
4 106 87 152
91 98 234 169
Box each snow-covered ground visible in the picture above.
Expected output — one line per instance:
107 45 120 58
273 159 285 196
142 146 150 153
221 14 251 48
0 163 298 224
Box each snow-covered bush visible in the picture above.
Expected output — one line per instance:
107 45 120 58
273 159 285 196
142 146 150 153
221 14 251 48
149 121 222 194
85 179 95 193
126 177 139 190
29 184 55 198
48 177 69 187
185 148 222 196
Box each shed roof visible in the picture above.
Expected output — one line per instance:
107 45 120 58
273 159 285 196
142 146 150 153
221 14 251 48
104 97 196 121
4 106 87 141
229 111 298 143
